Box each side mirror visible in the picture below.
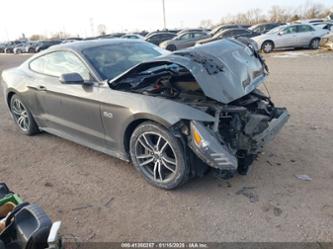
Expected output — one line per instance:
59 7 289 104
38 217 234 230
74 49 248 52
278 31 284 36
59 73 84 84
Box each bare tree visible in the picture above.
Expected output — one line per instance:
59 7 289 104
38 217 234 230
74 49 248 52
268 5 290 22
50 32 70 40
306 3 324 18
29 34 47 41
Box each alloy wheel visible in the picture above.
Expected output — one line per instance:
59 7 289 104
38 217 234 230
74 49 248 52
134 132 177 183
11 98 30 132
262 42 273 53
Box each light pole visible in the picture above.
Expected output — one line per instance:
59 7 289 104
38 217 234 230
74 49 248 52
162 0 166 30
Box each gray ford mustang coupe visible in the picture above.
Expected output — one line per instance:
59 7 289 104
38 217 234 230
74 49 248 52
1 38 288 189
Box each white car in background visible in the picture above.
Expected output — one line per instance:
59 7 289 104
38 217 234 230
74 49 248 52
252 24 328 53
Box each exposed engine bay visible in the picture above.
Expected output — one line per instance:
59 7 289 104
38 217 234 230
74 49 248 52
110 61 288 176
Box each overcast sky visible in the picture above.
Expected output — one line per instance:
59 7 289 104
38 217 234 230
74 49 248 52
1 0 333 40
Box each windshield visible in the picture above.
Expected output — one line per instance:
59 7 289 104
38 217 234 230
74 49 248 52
82 42 168 80
249 25 259 30
266 26 284 34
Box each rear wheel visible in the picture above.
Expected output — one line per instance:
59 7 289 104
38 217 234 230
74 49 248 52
129 122 190 189
261 41 274 53
309 38 320 49
10 95 39 135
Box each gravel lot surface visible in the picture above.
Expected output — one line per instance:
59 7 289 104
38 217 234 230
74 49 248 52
0 50 332 242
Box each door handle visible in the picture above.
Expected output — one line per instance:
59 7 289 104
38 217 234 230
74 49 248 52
37 85 47 91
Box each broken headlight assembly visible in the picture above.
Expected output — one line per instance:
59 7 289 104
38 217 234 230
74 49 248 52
189 121 238 172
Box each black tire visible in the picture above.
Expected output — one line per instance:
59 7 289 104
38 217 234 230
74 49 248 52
261 41 274 53
309 38 320 49
10 94 39 135
129 121 190 189
166 45 177 51
28 48 35 53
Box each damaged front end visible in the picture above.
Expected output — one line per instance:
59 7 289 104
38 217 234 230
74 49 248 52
187 90 288 175
109 38 289 176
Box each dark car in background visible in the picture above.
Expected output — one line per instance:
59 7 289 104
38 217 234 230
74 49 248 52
145 31 177 45
177 28 211 35
25 41 40 53
35 40 62 53
249 22 284 34
0 43 8 53
1 39 288 189
159 30 209 50
210 24 250 36
196 28 260 45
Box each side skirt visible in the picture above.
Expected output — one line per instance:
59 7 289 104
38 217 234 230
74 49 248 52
39 127 130 162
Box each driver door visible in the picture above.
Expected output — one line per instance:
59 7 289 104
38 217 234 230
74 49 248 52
27 51 107 148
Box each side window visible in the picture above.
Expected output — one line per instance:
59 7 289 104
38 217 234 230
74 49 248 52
283 26 297 34
179 33 191 40
193 32 205 38
298 25 315 32
30 51 91 80
223 31 233 37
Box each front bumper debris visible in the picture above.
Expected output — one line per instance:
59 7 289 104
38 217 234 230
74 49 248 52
252 108 289 152
188 107 289 171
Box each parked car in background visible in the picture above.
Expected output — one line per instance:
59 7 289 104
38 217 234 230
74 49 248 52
249 23 284 34
0 43 7 53
98 32 126 39
62 37 83 43
35 40 62 53
160 31 209 51
177 28 211 35
252 24 328 53
196 28 260 45
24 41 40 53
4 41 25 53
312 22 333 31
295 19 324 24
210 24 250 36
13 42 29 54
145 31 177 45
121 33 145 40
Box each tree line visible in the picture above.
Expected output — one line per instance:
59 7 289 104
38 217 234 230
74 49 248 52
200 3 333 28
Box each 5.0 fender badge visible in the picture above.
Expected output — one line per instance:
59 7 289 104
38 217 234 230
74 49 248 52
103 111 113 119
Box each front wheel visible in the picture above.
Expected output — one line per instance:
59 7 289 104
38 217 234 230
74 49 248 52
129 122 190 189
10 95 39 135
166 45 177 51
261 41 274 53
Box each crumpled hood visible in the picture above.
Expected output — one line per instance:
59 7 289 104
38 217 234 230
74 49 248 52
110 38 267 104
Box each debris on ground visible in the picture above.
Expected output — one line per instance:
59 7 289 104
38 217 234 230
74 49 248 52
295 174 312 181
44 182 53 187
71 204 93 211
266 160 273 166
273 207 283 217
236 187 259 203
104 197 114 207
